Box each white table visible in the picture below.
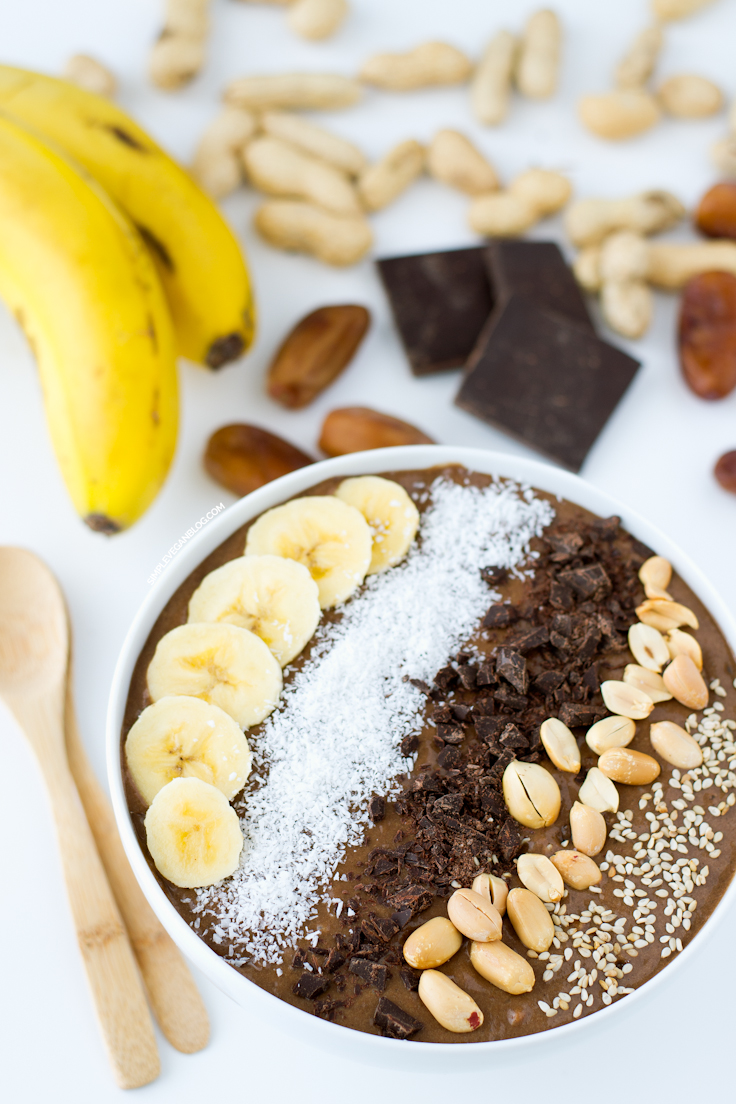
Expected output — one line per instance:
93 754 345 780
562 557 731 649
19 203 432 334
1 0 735 1099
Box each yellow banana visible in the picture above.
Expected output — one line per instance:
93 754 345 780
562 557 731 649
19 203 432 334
0 66 255 368
0 112 178 532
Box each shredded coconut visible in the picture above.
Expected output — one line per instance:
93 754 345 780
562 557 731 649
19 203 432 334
194 476 554 964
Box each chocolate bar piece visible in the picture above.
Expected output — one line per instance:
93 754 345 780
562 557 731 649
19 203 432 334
377 247 493 376
485 240 594 332
456 293 640 472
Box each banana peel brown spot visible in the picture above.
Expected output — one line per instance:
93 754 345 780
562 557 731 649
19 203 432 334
85 513 121 535
206 332 245 369
136 223 175 271
101 123 148 152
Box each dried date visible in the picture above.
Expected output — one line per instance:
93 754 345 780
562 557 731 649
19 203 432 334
267 305 371 409
678 271 736 400
695 183 736 241
204 424 313 496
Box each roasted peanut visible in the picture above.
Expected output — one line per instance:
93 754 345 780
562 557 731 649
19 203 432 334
636 598 699 632
665 629 703 669
204 424 313 496
254 201 372 266
586 715 636 755
565 191 685 247
653 0 717 18
599 231 650 282
509 168 571 215
191 106 257 199
639 555 673 598
578 767 619 813
468 193 538 237
601 279 653 338
623 664 673 703
64 53 116 97
715 450 736 493
515 9 560 100
403 916 462 969
600 680 655 720
427 130 499 195
678 272 736 400
516 853 564 903
628 622 670 671
447 888 503 942
540 717 580 772
418 970 483 1033
614 25 662 90
471 30 517 125
470 939 536 994
225 72 362 110
650 720 704 769
711 135 736 177
267 305 370 409
358 140 425 211
319 406 434 456
287 0 347 41
506 887 555 952
646 241 736 287
149 0 209 90
261 111 366 177
598 747 661 785
662 654 709 709
243 136 362 216
569 801 607 857
658 74 723 118
578 90 661 140
360 42 472 91
573 245 602 291
472 872 508 915
502 760 561 829
550 850 602 890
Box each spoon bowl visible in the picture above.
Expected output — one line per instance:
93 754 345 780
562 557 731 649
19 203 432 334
0 546 67 696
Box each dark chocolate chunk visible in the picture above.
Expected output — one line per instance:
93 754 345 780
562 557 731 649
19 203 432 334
558 702 606 727
292 972 331 1000
496 648 528 694
481 566 507 586
484 240 594 332
349 958 390 991
479 785 505 816
438 745 461 769
483 603 518 628
432 704 454 724
452 703 472 722
400 733 419 756
500 723 528 749
576 620 602 661
582 664 600 693
437 723 465 745
391 908 414 930
456 294 640 472
368 795 386 822
361 914 399 944
558 563 612 601
373 996 424 1039
477 658 497 686
385 884 434 916
476 716 505 743
323 948 346 973
535 670 567 692
493 688 529 710
313 998 345 1021
547 531 584 559
377 247 494 376
434 665 457 690
497 817 526 861
409 678 431 694
433 793 464 817
457 663 478 689
549 578 575 610
400 966 422 991
506 625 550 653
291 948 307 970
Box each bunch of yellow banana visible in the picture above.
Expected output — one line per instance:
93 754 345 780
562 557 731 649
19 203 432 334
0 66 255 533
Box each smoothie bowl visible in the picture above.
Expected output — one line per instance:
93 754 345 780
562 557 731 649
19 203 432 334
107 446 736 1059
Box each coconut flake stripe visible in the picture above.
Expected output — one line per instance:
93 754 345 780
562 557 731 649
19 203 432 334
194 477 555 964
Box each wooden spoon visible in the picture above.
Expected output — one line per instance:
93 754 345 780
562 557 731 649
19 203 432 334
0 547 159 1089
65 653 209 1053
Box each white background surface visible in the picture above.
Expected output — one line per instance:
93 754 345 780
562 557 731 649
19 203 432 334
1 0 736 1099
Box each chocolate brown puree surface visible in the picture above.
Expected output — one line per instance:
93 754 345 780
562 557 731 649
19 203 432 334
122 465 736 1043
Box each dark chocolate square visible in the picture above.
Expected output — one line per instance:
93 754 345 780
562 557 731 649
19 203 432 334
484 240 594 332
377 247 494 376
456 294 640 472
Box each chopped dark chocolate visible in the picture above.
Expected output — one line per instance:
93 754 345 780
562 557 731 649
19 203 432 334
437 744 461 769
437 723 465 745
434 665 457 690
377 247 494 376
558 702 606 727
558 563 612 601
506 625 550 654
496 648 528 694
483 603 518 628
323 948 346 973
534 669 567 692
368 795 386 822
349 959 390 991
373 996 424 1039
400 733 419 756
400 966 421 991
500 723 528 749
391 908 413 930
313 998 345 1021
409 678 431 693
484 240 594 332
385 884 434 916
497 817 526 861
481 566 507 586
456 294 640 472
457 663 478 689
292 972 331 1000
452 703 472 722
361 914 399 943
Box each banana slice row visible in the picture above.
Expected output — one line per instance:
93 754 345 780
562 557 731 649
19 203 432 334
140 476 419 888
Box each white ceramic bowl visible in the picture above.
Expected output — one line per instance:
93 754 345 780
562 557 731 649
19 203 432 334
107 446 736 1065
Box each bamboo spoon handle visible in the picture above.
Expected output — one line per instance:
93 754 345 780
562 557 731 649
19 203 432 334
10 691 160 1090
64 673 210 1053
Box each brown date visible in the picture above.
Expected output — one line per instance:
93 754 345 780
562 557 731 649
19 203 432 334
678 271 736 399
204 424 313 496
715 450 736 494
267 304 370 409
318 406 435 457
695 183 736 240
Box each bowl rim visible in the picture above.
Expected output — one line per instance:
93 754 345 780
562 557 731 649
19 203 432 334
107 445 736 1058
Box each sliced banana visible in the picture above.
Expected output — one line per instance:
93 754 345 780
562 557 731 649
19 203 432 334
144 777 244 888
335 476 420 575
188 554 320 667
244 495 372 608
125 695 252 806
147 622 282 729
